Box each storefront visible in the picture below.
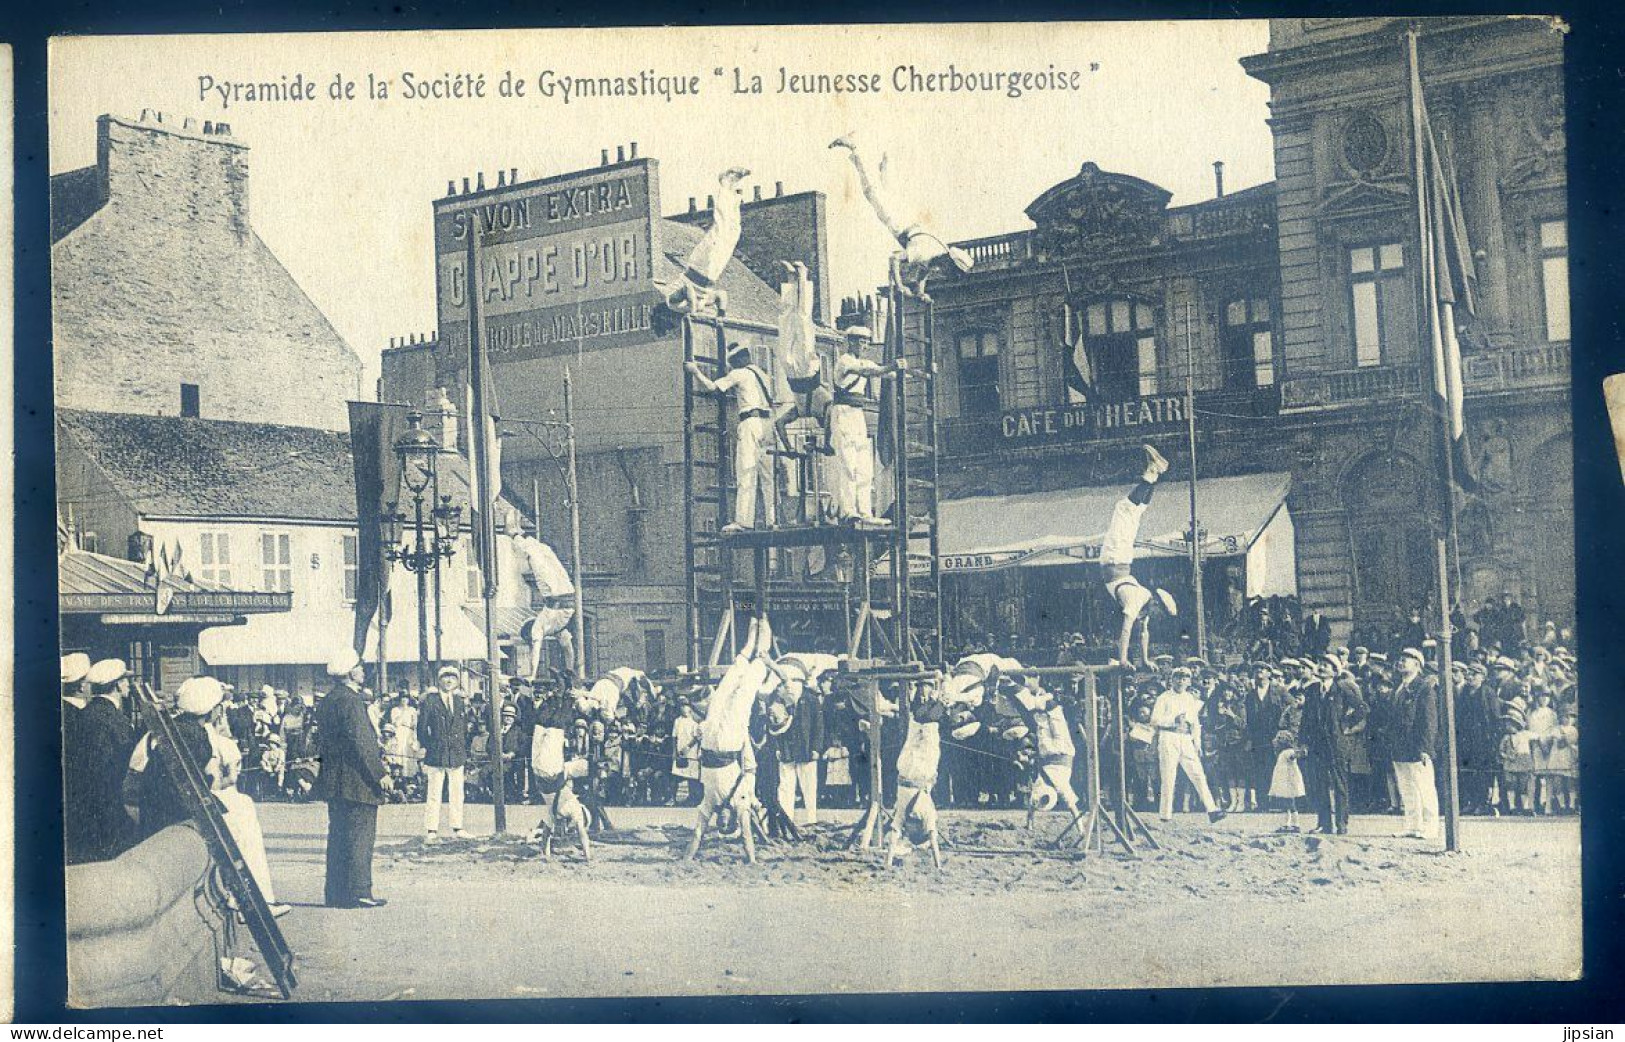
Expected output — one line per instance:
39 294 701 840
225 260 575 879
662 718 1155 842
939 472 1296 656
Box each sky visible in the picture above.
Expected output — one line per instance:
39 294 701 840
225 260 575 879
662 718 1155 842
50 22 1274 389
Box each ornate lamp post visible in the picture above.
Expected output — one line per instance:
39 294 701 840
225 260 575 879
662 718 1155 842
384 411 458 693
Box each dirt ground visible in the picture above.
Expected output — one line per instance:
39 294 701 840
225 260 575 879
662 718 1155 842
249 802 1580 1003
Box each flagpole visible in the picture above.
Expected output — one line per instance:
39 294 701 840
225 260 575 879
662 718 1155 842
1407 25 1463 853
564 367 587 680
465 218 508 834
1183 302 1207 660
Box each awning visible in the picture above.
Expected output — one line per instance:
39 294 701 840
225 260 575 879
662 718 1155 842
199 607 488 666
463 604 538 642
59 548 291 619
940 472 1293 573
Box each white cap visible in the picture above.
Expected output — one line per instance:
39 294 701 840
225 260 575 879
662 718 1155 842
61 653 91 685
175 676 224 716
844 325 874 341
437 664 460 679
326 648 362 677
86 659 128 686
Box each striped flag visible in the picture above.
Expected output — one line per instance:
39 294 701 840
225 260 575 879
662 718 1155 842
1408 32 1479 493
464 222 503 600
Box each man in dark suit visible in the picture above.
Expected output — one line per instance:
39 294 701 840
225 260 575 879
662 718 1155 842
418 664 470 840
315 649 389 908
66 659 138 864
1241 662 1284 812
775 663 825 826
1299 655 1367 835
1389 647 1441 839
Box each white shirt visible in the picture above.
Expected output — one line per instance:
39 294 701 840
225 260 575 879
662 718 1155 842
714 365 773 413
1150 689 1204 745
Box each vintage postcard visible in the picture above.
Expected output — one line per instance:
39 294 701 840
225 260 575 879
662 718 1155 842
49 20 1577 1006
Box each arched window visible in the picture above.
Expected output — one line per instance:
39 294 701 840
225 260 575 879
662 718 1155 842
1064 299 1158 403
1344 453 1432 629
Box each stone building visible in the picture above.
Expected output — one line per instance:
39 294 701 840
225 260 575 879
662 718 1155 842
913 16 1569 655
381 150 838 673
1243 16 1570 644
52 112 363 431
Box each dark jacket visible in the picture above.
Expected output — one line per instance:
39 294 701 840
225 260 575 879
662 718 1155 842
777 694 825 763
66 696 137 864
314 683 386 805
1389 673 1440 763
1243 681 1285 755
418 691 470 769
1301 676 1367 763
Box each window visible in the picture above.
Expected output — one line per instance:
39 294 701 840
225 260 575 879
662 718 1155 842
341 534 359 604
259 532 291 592
644 628 667 674
80 531 100 554
1076 299 1157 401
1222 298 1275 389
200 531 233 586
1539 219 1569 342
957 330 1001 416
180 383 200 418
1348 243 1414 367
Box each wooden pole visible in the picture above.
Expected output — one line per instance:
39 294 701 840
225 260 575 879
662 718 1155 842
1184 302 1207 660
565 368 587 681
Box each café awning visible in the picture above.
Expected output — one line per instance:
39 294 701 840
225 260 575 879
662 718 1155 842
940 471 1293 574
59 548 291 622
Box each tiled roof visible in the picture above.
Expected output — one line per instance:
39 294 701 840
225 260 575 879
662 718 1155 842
57 408 483 523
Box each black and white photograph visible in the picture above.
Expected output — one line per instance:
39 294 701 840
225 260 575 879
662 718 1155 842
45 18 1580 1008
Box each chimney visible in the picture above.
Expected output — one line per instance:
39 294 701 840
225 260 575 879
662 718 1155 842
601 148 610 166
616 145 626 163
435 387 459 450
775 181 784 197
462 177 471 194
497 169 507 187
629 142 639 160
476 171 486 191
510 167 518 183
753 185 762 202
447 179 457 196
1213 160 1225 199
688 197 696 213
706 194 714 209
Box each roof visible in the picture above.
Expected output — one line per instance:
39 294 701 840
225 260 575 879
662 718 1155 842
58 409 362 522
59 547 291 617
940 471 1293 572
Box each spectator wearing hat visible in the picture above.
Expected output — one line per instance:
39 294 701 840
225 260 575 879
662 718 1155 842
314 648 389 908
1497 703 1536 815
182 676 291 918
66 659 138 864
774 662 824 826
60 654 91 852
1149 667 1225 824
418 664 470 841
1389 649 1440 840
1299 654 1367 835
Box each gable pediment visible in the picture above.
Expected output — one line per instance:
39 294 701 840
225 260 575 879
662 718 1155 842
1316 179 1411 219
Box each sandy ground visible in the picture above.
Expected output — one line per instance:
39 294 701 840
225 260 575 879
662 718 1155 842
244 801 1580 1003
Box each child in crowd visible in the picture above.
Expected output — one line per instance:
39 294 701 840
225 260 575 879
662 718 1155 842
1269 686 1306 834
1498 713 1536 816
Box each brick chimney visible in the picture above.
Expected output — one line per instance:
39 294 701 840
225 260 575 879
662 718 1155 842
96 113 251 240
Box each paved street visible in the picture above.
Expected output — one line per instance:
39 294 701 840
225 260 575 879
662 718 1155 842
255 802 1581 1002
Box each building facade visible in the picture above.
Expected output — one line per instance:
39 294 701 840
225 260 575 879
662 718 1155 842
381 150 840 674
1243 16 1570 644
52 112 364 431
918 16 1569 656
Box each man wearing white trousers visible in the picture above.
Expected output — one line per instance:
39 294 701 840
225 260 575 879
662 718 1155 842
688 343 777 533
1390 647 1442 840
774 660 824 826
418 664 470 841
828 325 904 526
1150 667 1226 824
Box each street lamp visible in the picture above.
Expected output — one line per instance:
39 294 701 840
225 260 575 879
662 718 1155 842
384 410 459 693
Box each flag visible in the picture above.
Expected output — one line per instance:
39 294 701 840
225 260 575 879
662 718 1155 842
1061 303 1095 404
1408 32 1478 493
348 400 410 655
465 223 503 601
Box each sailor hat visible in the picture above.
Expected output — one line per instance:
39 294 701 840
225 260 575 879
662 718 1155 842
61 653 91 685
176 676 224 717
326 648 362 677
86 659 128 686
